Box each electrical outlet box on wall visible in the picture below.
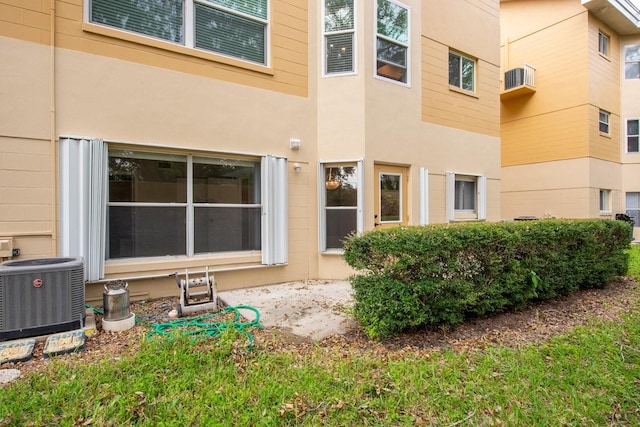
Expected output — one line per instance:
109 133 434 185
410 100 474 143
0 238 13 258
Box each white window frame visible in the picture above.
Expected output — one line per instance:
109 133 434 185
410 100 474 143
59 137 287 281
446 172 487 222
419 168 429 225
449 50 476 93
626 192 640 227
319 160 364 252
85 0 270 67
598 31 610 57
322 0 356 77
599 109 610 135
378 172 403 225
599 189 611 214
375 0 410 86
627 118 640 153
624 45 640 79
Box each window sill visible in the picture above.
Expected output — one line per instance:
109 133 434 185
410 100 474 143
82 22 275 76
598 52 611 62
104 252 263 276
599 132 612 139
374 74 411 88
321 249 344 256
449 85 479 99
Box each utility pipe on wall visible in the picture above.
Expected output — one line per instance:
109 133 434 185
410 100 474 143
49 0 58 257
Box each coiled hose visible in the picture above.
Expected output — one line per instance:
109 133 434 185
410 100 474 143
146 305 263 349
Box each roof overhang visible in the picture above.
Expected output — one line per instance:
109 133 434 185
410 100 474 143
582 0 640 35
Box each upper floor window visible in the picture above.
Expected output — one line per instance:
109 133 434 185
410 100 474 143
625 45 640 79
89 0 269 65
599 109 610 135
376 0 409 84
598 31 609 57
627 119 639 153
449 51 475 92
323 0 355 75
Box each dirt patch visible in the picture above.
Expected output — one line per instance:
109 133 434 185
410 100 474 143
3 277 638 379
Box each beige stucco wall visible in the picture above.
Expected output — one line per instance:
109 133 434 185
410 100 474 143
501 157 621 220
2 0 502 299
315 0 501 279
0 36 56 259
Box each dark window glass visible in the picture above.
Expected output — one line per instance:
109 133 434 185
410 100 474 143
194 207 261 253
108 206 186 258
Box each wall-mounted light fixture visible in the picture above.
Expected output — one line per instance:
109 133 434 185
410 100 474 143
290 138 301 150
293 163 301 173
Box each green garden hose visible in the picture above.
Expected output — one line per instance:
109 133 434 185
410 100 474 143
146 305 263 349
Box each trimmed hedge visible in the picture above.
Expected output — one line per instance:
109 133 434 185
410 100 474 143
343 219 631 338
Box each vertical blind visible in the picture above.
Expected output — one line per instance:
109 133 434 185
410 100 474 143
261 155 288 265
59 137 107 282
420 168 429 225
60 138 288 281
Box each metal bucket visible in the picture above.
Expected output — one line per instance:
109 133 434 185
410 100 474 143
103 280 130 321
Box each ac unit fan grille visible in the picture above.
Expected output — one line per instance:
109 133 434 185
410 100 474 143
0 258 85 340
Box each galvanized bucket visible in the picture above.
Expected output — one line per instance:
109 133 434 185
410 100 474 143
103 280 130 321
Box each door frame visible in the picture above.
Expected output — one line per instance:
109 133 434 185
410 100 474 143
373 163 409 228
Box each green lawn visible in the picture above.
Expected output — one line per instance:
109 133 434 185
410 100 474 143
1 247 639 426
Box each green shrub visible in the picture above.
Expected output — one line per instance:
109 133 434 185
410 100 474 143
343 219 631 338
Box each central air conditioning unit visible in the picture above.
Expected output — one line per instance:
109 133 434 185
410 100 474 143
0 257 85 341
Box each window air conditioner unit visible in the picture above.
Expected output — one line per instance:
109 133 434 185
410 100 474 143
504 67 525 90
0 257 85 341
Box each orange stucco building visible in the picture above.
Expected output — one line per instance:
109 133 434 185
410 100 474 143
500 0 640 238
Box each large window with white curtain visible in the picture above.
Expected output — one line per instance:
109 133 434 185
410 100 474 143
59 138 287 281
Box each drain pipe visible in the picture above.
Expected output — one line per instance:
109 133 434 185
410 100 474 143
49 0 58 256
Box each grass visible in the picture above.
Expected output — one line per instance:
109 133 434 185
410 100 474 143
1 248 640 426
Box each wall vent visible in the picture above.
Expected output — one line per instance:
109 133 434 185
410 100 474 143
0 257 85 341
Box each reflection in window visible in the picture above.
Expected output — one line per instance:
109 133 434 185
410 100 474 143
107 149 261 259
598 31 609 56
192 157 261 254
599 110 610 134
625 45 640 79
324 0 355 74
627 119 639 153
380 173 401 222
599 189 611 213
455 178 476 211
626 192 640 227
449 51 475 92
324 165 358 250
90 0 269 65
376 0 409 83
